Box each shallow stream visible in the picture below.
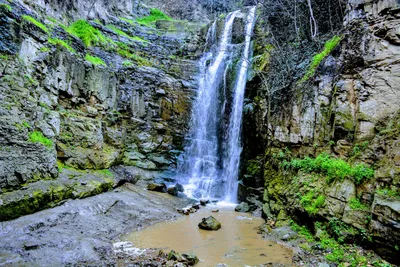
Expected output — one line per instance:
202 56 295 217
123 204 293 266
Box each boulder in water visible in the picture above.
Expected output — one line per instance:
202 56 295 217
200 199 210 206
167 250 183 261
182 253 199 265
198 216 221 230
175 183 184 192
235 202 250 212
147 183 167 193
167 186 178 196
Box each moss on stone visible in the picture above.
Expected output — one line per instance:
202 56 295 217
68 20 106 47
136 8 172 27
22 15 49 33
28 131 53 147
85 54 106 66
48 38 76 53
0 3 12 11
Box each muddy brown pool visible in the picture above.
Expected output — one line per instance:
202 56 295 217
123 204 293 266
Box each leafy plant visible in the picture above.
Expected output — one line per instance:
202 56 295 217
22 15 49 33
28 131 53 147
68 20 106 47
376 188 399 198
300 190 325 215
348 197 369 211
283 152 374 184
136 8 172 26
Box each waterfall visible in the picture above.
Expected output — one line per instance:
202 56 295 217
177 7 256 202
223 6 257 202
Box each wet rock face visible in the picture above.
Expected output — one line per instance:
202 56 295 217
239 0 400 263
198 216 221 230
0 0 202 219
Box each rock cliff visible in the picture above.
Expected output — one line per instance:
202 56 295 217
241 0 400 263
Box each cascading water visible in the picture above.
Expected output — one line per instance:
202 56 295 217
222 6 257 202
177 7 257 202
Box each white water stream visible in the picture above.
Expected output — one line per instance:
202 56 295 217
177 7 257 203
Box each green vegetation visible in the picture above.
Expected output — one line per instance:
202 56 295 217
122 60 133 67
85 54 106 66
67 20 106 47
301 36 341 82
120 17 135 25
48 38 75 53
15 121 30 131
348 197 370 211
0 3 12 11
376 188 399 198
300 190 325 215
115 42 151 67
28 131 53 147
290 220 380 266
136 8 172 26
22 15 49 33
282 152 374 184
106 25 148 44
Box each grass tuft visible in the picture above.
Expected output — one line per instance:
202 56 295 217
67 20 106 47
348 198 369 211
22 15 49 33
136 8 171 26
48 38 75 53
282 152 374 184
85 54 106 66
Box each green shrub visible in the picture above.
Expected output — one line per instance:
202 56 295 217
68 20 106 47
85 54 106 66
300 190 325 215
348 198 369 211
0 3 12 11
48 38 75 53
284 152 374 184
28 131 53 147
301 35 341 82
22 15 49 33
136 8 172 26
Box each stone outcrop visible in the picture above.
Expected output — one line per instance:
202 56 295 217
240 0 400 263
0 0 202 220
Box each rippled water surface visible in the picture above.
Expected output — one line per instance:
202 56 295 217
123 205 293 266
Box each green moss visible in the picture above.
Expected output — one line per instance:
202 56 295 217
15 121 30 131
106 25 148 44
376 188 399 198
136 8 172 27
67 20 106 47
48 38 75 53
301 36 341 82
120 17 135 25
348 197 369 211
116 44 152 67
0 3 12 11
283 152 374 184
96 169 113 177
22 15 49 33
85 54 107 66
28 131 53 147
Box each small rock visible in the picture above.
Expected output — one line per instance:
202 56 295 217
182 254 199 265
147 183 167 193
282 234 291 241
175 183 184 192
212 209 219 213
189 207 196 213
167 250 183 261
234 202 250 212
200 199 210 206
318 263 330 267
198 216 221 230
167 187 178 196
192 203 200 210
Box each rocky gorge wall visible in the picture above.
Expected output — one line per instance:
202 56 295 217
0 0 207 220
240 0 400 264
